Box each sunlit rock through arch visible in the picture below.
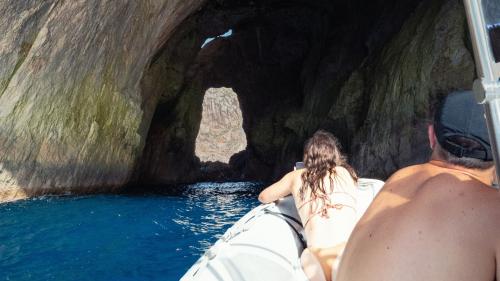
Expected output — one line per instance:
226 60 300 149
195 87 247 164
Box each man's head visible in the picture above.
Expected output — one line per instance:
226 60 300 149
429 91 493 169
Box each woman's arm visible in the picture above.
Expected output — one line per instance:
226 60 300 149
258 171 297 203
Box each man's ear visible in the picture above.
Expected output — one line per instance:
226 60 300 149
428 124 437 149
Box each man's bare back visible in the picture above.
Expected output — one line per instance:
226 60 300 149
335 160 500 281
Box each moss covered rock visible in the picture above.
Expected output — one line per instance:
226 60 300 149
0 0 206 201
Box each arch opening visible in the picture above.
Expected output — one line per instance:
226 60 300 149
193 87 249 181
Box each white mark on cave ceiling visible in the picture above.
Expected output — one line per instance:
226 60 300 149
201 29 233 48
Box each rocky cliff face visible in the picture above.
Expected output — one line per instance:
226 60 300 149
347 0 475 178
0 0 206 201
0 0 478 201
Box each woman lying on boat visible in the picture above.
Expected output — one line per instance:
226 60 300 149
258 130 359 281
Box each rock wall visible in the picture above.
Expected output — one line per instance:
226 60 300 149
344 0 475 178
0 0 206 201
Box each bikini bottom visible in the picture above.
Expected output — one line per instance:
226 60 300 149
301 246 344 281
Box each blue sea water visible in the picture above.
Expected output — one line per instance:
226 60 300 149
0 182 263 281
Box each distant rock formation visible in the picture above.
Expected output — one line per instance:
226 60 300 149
195 87 246 163
0 0 478 201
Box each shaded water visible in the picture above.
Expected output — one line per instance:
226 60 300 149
0 182 262 281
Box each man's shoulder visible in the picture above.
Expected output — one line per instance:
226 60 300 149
386 163 428 183
418 165 500 219
467 188 500 239
470 185 500 212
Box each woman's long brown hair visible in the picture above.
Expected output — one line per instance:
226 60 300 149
300 130 358 209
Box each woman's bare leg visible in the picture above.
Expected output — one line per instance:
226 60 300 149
300 248 327 281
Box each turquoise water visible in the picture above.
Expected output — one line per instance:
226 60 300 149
0 182 262 281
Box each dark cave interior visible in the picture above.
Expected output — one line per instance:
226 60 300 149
132 0 459 187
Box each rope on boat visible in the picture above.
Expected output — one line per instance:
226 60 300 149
263 209 307 250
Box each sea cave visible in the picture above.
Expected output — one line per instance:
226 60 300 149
0 0 477 200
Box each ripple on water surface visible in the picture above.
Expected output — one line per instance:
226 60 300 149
0 182 262 281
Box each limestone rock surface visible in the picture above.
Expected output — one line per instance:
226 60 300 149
0 0 205 201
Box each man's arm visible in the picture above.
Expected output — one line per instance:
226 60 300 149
258 171 296 203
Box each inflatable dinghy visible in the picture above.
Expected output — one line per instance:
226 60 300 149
181 178 384 281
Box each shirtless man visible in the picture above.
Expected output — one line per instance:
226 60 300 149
335 91 500 281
